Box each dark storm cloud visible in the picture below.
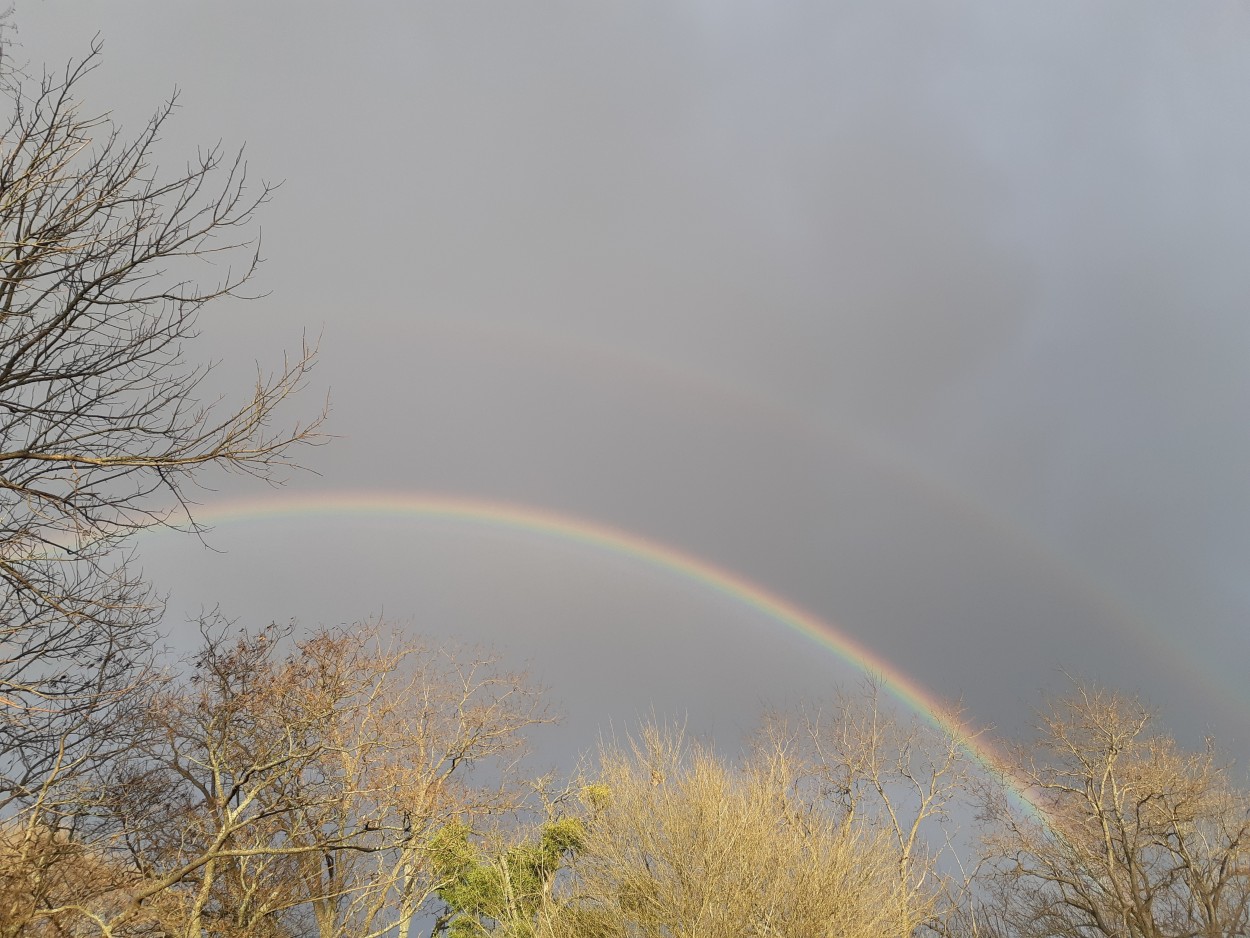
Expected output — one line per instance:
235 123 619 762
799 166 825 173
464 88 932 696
18 1 1250 755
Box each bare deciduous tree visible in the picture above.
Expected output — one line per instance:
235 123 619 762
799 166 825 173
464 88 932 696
0 37 323 813
973 681 1250 938
538 722 939 938
57 620 552 938
751 678 979 937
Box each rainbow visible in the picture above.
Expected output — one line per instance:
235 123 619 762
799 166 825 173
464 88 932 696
397 322 1240 722
181 490 1037 813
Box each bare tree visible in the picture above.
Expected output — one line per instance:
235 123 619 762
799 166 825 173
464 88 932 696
973 681 1250 938
537 721 939 938
0 36 323 814
750 678 980 936
53 620 552 938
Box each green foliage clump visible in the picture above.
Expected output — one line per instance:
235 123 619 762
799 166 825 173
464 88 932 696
431 818 585 937
579 783 612 813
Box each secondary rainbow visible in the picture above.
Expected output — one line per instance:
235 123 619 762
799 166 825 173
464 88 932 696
183 491 1035 811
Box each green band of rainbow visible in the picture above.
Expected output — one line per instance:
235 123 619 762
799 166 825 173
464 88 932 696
182 491 1037 815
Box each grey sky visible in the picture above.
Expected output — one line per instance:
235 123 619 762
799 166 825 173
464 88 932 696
17 2 1250 757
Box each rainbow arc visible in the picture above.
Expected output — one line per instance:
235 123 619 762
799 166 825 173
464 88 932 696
179 491 1043 816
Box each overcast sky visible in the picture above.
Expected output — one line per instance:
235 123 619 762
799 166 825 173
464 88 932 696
16 2 1250 760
